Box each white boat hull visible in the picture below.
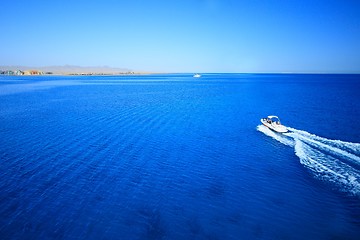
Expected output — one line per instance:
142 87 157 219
260 118 288 133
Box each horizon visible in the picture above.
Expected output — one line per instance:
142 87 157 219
1 0 360 73
1 64 360 75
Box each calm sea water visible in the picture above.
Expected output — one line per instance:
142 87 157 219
0 74 359 239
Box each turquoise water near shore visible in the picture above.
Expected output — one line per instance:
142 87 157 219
0 74 359 239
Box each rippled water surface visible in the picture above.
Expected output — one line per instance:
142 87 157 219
0 74 359 239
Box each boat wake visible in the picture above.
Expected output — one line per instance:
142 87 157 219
257 125 360 197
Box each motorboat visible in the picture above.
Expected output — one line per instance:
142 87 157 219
260 116 288 133
193 73 201 78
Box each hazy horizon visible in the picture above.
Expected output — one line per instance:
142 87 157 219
1 0 360 73
2 64 360 74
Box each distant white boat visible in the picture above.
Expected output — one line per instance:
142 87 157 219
193 73 201 78
260 116 288 133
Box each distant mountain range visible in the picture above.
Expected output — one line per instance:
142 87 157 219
0 65 133 74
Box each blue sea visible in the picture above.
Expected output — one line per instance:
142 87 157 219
0 74 359 239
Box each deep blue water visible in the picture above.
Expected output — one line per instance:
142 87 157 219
0 74 359 239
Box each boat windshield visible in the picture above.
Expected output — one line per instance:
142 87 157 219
268 117 281 123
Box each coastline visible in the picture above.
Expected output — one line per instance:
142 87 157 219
0 65 162 76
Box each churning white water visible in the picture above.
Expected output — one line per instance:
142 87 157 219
257 125 360 197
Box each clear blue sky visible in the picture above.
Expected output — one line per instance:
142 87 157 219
1 0 360 73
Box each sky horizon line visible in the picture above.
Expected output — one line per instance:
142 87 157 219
1 64 360 75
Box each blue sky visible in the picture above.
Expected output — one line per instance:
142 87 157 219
1 0 360 73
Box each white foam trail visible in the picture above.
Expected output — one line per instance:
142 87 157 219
257 125 360 197
294 139 360 196
286 131 360 166
287 127 360 155
257 125 294 147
